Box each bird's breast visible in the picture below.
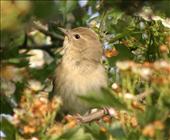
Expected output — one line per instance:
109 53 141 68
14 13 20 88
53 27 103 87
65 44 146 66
63 61 107 93
55 57 107 114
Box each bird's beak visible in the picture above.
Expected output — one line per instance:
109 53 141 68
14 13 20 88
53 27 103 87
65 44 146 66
58 27 68 35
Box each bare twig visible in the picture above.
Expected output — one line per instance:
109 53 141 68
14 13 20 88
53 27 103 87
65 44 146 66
76 109 106 123
76 108 118 123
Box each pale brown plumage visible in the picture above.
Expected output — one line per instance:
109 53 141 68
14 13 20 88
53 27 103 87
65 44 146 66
54 27 107 114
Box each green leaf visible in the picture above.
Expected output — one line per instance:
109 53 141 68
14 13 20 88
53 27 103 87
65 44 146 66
13 82 25 103
162 94 170 108
0 118 16 140
1 30 25 48
1 46 25 60
109 121 126 139
57 127 91 140
0 95 13 114
58 1 77 14
80 88 127 110
7 59 29 68
126 131 140 140
32 1 56 19
29 61 56 82
84 123 107 140
107 44 134 66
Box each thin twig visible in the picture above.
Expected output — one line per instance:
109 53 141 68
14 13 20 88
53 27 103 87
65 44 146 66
76 108 118 123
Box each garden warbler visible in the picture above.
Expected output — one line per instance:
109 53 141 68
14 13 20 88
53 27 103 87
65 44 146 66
54 27 107 114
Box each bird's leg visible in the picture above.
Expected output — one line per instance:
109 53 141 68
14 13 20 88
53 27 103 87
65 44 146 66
102 107 117 117
64 114 77 123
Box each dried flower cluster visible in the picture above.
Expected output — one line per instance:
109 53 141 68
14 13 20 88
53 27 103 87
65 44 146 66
12 91 61 136
142 121 165 137
116 60 170 83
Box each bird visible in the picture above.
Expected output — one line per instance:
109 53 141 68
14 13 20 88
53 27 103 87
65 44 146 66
54 27 108 115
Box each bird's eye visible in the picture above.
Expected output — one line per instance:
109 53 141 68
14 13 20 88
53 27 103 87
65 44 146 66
74 34 80 39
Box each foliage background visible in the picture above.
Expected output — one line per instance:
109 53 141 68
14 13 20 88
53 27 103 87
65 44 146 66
0 0 170 140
